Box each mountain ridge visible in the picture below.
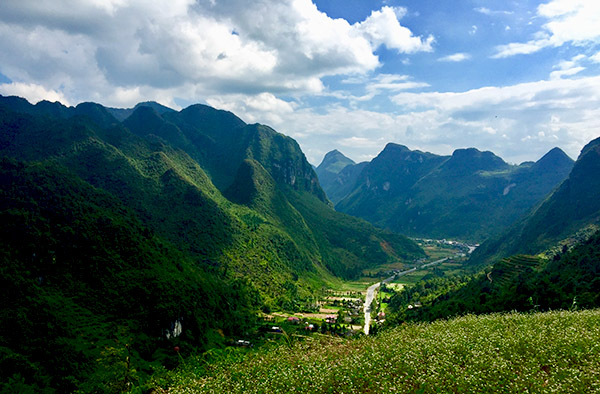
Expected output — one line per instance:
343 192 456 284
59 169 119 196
322 143 573 241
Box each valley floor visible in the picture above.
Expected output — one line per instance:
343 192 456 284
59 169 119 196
151 309 600 393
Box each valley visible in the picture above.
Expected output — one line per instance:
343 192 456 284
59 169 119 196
1 94 599 393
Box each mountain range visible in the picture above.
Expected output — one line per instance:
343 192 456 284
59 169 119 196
0 95 423 391
470 136 600 266
318 143 574 241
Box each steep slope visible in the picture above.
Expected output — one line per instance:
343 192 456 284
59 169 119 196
389 230 600 323
470 136 600 266
336 143 448 224
317 149 355 174
334 143 573 241
0 95 423 286
0 159 259 392
316 149 367 204
0 95 425 391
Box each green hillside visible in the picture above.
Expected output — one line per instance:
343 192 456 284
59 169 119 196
387 229 600 323
0 95 424 391
156 310 600 394
0 159 260 392
470 136 600 266
332 143 574 242
315 150 367 204
0 95 423 286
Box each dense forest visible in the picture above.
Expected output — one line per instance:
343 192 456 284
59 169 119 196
0 96 423 392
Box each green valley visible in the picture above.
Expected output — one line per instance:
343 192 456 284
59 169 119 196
0 95 423 392
2 94 600 394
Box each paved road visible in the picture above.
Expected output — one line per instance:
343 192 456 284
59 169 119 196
363 281 381 335
362 258 449 335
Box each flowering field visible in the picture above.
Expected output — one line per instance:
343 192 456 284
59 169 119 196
157 309 600 394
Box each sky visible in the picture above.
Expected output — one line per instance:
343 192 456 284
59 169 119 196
1 1 600 165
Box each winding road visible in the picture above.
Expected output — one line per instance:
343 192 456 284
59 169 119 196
363 257 449 335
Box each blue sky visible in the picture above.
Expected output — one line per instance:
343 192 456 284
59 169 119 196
1 0 600 165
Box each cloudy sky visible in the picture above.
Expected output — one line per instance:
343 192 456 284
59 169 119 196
1 0 600 165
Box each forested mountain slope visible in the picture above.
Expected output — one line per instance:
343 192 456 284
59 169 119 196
0 95 424 391
327 143 573 241
470 136 600 267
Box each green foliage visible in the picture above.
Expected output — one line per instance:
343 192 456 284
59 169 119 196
471 137 600 266
332 143 573 242
157 310 600 394
0 95 425 391
389 231 600 323
286 190 425 279
0 158 261 391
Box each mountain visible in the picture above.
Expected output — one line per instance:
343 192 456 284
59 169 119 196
0 94 424 287
317 149 356 174
0 95 424 390
470 136 600 266
332 143 574 241
315 149 366 204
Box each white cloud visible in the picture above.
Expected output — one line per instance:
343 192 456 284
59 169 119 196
275 76 600 165
548 54 586 80
474 7 513 16
493 0 600 58
438 53 471 62
0 82 70 105
355 6 434 53
0 0 433 107
206 93 296 125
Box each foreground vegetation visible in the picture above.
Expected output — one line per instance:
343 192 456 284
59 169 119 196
151 310 600 394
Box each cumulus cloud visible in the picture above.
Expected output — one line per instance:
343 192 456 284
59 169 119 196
438 53 471 62
0 0 433 107
0 82 70 105
277 75 600 165
549 55 586 80
354 6 434 54
493 0 600 58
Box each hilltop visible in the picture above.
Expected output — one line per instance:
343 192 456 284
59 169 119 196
322 143 573 241
471 136 600 267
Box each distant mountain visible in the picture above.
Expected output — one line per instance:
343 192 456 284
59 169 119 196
470 136 600 266
318 149 356 174
0 95 424 390
332 143 574 241
316 149 366 204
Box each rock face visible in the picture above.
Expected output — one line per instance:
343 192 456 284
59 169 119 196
325 143 574 242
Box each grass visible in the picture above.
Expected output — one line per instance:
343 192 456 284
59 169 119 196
150 309 600 394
